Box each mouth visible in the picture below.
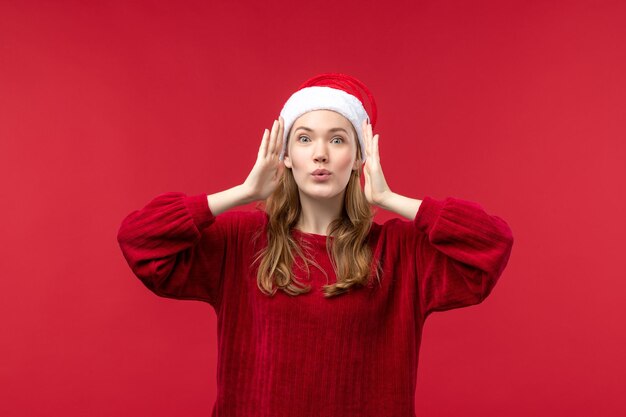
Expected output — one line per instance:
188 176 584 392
312 169 331 175
311 172 332 181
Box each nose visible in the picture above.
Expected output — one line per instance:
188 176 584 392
313 140 328 163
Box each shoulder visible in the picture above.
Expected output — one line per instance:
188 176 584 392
212 208 267 234
369 196 449 240
370 215 417 239
195 208 268 254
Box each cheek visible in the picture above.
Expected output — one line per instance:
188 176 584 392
337 150 356 169
287 149 303 168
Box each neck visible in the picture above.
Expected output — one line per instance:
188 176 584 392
296 191 345 235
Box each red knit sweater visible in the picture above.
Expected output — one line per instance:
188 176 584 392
117 192 514 417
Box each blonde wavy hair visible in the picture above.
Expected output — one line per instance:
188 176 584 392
250 124 383 298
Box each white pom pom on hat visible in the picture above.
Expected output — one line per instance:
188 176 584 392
278 73 378 164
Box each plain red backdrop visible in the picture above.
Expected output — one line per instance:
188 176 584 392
1 0 624 416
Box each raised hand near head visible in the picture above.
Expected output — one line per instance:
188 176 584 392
362 118 393 207
242 117 286 201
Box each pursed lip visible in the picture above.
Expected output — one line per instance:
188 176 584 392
311 169 331 175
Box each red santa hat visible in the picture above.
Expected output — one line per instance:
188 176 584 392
278 72 377 164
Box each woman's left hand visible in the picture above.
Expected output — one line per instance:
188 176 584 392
362 118 393 207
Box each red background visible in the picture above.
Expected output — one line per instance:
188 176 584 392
1 0 624 416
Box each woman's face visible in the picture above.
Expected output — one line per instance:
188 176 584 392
284 110 360 201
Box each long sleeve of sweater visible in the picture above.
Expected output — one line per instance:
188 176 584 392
116 192 226 309
116 192 514 416
411 196 514 319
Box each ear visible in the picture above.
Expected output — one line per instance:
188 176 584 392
283 153 292 169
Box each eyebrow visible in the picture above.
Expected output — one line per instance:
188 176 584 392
294 126 350 135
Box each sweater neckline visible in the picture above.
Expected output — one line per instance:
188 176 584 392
292 228 333 242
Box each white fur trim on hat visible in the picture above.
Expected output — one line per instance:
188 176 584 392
278 86 369 164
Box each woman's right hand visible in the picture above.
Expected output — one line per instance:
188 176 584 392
242 117 286 201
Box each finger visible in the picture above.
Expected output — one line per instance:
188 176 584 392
267 119 278 156
373 134 379 159
276 161 285 178
364 120 371 158
276 117 284 156
361 119 367 157
260 128 269 157
367 124 378 158
361 119 367 155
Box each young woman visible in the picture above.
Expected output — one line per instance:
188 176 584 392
117 73 514 416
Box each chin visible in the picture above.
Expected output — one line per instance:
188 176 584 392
304 191 334 199
304 188 344 200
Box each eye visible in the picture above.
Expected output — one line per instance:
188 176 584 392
297 135 344 144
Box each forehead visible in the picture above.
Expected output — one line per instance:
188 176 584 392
292 109 351 128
